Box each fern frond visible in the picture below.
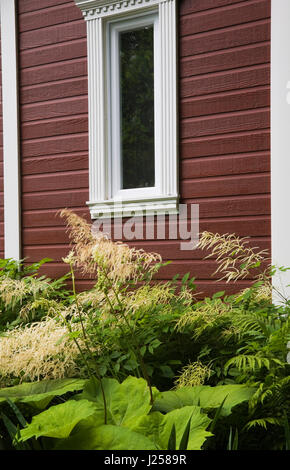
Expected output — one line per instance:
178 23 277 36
244 417 281 431
224 355 270 374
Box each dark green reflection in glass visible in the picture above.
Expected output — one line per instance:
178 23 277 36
120 26 155 189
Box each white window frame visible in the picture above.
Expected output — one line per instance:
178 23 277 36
74 0 178 218
109 13 159 201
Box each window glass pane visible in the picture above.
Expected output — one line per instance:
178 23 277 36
120 25 155 190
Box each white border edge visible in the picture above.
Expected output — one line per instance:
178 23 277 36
271 0 290 301
0 0 21 260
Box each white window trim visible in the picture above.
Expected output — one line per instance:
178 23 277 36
74 0 178 219
0 0 21 259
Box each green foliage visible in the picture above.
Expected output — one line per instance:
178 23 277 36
227 427 239 450
153 384 255 417
20 399 98 441
1 224 290 450
77 376 158 427
283 411 290 450
0 257 71 330
72 279 195 390
0 257 52 280
54 405 211 450
174 277 290 449
0 378 87 410
0 375 257 451
14 376 214 450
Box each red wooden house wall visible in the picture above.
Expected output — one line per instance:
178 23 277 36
17 0 271 295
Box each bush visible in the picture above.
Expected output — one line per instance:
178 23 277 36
0 257 70 331
0 211 289 450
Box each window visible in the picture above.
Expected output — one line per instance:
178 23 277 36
110 16 156 195
75 0 178 218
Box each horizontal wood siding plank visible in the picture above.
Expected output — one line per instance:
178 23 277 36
22 96 88 122
22 170 88 193
180 87 270 118
20 38 87 69
180 0 270 36
181 65 270 99
22 115 88 140
22 208 90 228
21 77 88 104
181 109 269 139
18 0 73 14
20 20 86 50
192 195 271 218
181 152 270 178
22 133 88 158
22 153 88 175
21 58 87 86
19 4 83 33
180 130 270 159
181 173 270 199
180 42 270 78
180 0 248 16
180 20 270 57
22 188 89 210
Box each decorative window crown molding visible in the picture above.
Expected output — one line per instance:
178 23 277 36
74 0 170 19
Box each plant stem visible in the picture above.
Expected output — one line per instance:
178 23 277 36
57 311 93 379
102 270 154 405
70 264 88 341
66 264 108 424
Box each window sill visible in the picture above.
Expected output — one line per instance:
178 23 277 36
87 195 179 219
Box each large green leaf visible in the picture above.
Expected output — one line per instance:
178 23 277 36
19 399 97 441
0 378 87 410
130 411 164 447
153 384 256 416
78 376 157 427
55 406 211 450
55 423 158 450
132 406 212 450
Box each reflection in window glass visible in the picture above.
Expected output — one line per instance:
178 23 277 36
120 26 155 190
